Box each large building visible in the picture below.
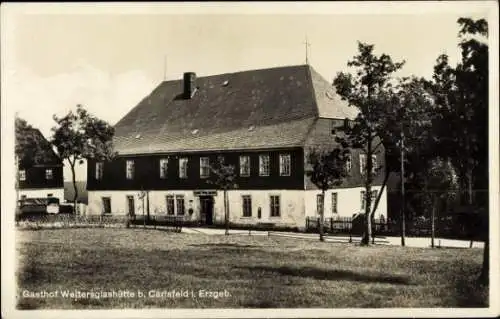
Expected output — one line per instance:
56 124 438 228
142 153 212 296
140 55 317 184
86 65 387 228
16 126 64 201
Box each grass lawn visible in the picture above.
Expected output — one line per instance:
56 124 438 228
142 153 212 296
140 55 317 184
16 228 488 309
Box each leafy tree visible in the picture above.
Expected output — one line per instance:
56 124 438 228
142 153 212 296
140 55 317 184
333 42 404 245
429 17 488 284
306 147 348 241
51 104 115 211
208 155 238 236
15 116 59 201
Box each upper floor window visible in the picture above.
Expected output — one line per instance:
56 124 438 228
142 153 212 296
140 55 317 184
179 158 188 179
259 154 270 176
19 170 26 181
279 153 291 176
345 153 352 173
360 154 366 175
200 157 210 178
95 162 104 180
159 158 168 179
360 154 377 175
126 160 134 180
372 155 378 174
45 169 53 180
239 155 250 177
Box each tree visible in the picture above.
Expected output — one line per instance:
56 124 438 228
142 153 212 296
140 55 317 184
429 17 488 284
52 104 115 212
333 42 405 245
208 155 238 236
306 147 348 241
15 117 60 201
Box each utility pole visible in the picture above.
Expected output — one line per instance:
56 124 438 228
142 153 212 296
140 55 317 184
400 125 406 247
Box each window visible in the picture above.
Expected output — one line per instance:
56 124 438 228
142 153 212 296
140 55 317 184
242 195 252 217
160 158 168 179
270 195 280 217
95 162 104 180
359 154 366 175
330 120 336 134
47 193 53 197
360 154 377 175
166 195 175 215
19 170 26 181
279 153 291 176
239 155 250 177
345 153 352 173
316 194 324 215
45 169 53 180
102 197 111 214
361 190 378 210
179 158 188 178
259 154 270 176
200 157 210 178
176 195 185 215
127 195 135 216
332 192 338 214
126 160 134 179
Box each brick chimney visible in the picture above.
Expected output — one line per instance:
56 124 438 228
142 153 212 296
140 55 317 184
183 72 197 99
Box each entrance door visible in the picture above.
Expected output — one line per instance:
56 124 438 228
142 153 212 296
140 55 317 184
127 196 135 217
200 196 214 225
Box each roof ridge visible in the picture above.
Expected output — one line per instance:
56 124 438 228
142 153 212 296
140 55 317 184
161 64 311 83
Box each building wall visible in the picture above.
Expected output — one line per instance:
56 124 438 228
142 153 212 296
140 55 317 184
303 118 386 189
19 188 65 202
87 187 387 227
18 166 64 189
88 189 306 227
304 186 388 220
87 148 304 191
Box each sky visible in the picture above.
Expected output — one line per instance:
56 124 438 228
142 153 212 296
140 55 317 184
1 2 495 181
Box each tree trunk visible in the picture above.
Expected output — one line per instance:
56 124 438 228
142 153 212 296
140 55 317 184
467 169 473 205
431 194 437 248
319 190 325 242
478 237 489 285
224 190 229 236
361 139 373 246
370 169 390 244
400 130 406 247
70 161 78 215
146 191 150 222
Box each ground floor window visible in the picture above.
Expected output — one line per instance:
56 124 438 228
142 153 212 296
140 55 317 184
176 195 185 215
242 195 252 217
270 195 280 217
166 195 175 215
126 195 135 216
102 197 111 214
332 192 338 214
316 194 324 215
361 190 378 211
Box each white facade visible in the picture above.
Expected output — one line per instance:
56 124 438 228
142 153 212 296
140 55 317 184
87 186 387 229
19 188 65 202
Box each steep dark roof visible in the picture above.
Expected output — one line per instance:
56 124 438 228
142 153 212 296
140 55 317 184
113 65 357 155
17 127 62 167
